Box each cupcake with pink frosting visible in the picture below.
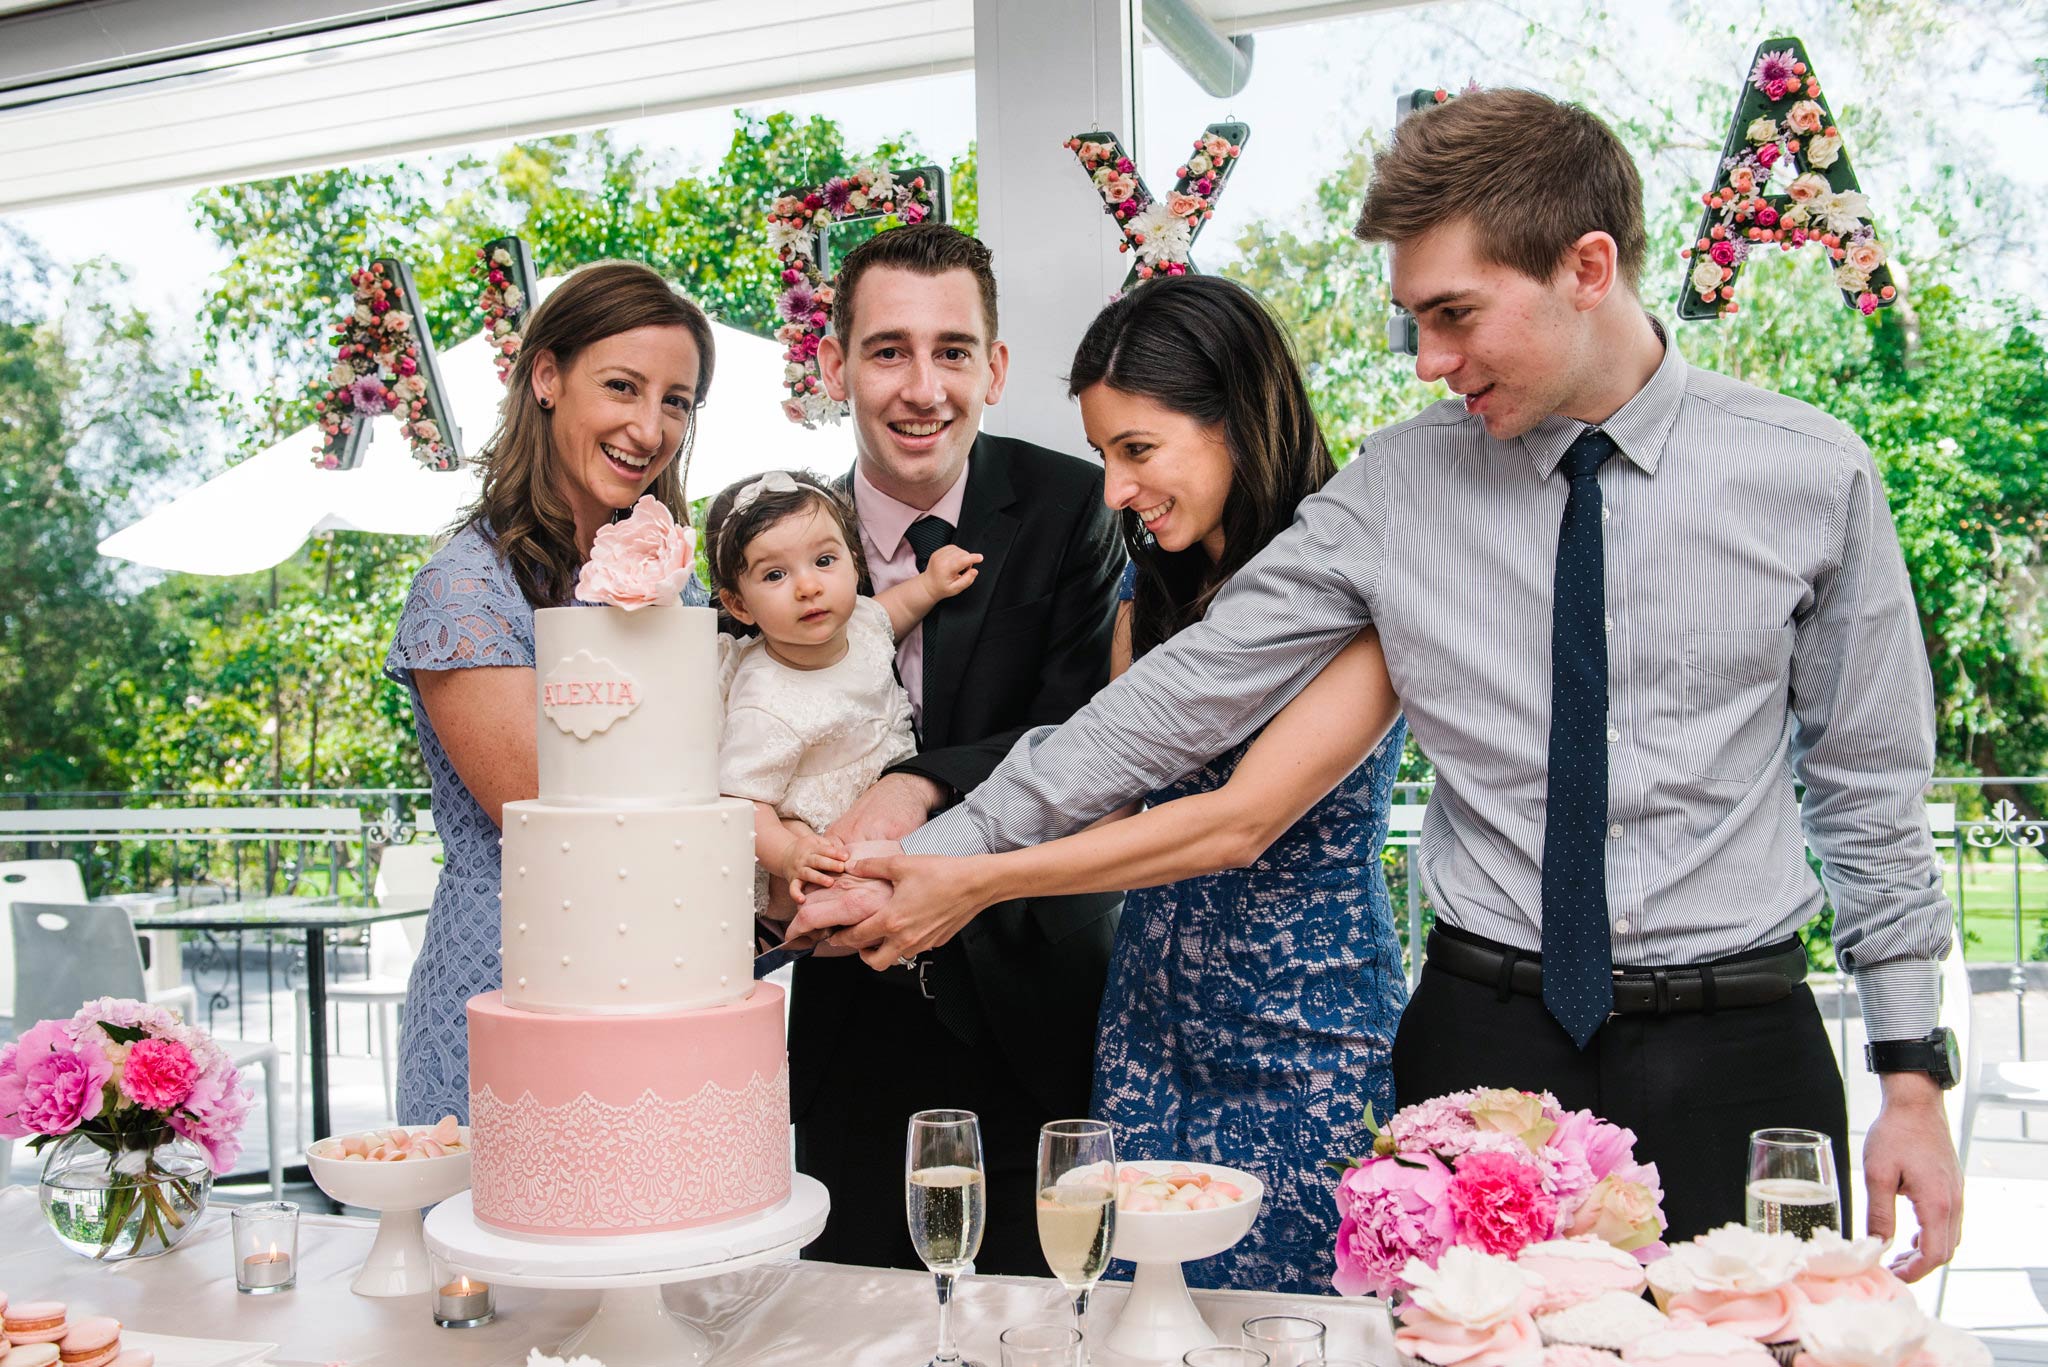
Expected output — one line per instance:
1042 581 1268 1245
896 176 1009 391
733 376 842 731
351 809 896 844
1792 1297 1928 1367
1790 1232 1911 1307
1648 1226 1807 1360
1394 1246 1546 1367
1627 1325 1781 1367
1520 1238 1651 1312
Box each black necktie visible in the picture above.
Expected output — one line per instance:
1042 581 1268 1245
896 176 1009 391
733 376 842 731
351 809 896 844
904 516 953 572
1541 428 1616 1049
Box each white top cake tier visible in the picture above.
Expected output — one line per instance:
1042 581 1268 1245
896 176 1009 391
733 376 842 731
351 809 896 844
534 602 719 806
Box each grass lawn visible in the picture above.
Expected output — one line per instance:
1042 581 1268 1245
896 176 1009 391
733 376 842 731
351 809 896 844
1946 844 2048 962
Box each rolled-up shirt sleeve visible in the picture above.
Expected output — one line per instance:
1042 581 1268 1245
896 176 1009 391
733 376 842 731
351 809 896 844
906 442 1389 857
1788 433 1953 1042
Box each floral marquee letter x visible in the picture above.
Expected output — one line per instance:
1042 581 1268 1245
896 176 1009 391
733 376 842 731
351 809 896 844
767 163 946 427
1065 122 1250 289
1678 37 1896 321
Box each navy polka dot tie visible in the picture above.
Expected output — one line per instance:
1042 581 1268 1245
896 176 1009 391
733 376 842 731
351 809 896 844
1541 428 1616 1049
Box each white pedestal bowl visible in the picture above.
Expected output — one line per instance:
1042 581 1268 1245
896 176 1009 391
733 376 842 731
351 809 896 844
1102 1161 1264 1362
306 1127 474 1297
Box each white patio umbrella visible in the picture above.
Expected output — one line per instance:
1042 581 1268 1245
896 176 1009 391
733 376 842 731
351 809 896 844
99 296 854 576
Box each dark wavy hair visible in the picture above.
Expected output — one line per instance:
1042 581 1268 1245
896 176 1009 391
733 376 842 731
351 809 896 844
1067 274 1336 658
465 260 717 607
702 470 871 638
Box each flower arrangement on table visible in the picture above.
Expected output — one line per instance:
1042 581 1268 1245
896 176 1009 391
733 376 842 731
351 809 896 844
1383 1225 1985 1367
1063 124 1246 284
766 164 939 428
474 241 532 385
0 997 250 1258
1677 38 1897 320
1332 1088 1668 1300
312 260 455 470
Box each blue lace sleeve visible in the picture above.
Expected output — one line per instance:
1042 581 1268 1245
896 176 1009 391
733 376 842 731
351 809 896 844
683 572 710 608
1118 561 1137 604
385 522 538 685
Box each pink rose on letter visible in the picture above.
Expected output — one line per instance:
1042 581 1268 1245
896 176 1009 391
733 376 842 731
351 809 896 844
577 496 696 609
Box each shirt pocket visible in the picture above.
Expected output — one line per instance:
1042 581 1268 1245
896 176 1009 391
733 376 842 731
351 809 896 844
1681 626 1794 782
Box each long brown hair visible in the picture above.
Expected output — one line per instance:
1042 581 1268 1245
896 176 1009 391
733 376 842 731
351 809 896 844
702 471 871 639
1067 274 1335 659
466 260 717 607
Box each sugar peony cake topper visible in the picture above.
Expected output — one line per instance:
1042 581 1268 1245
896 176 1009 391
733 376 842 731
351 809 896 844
576 496 697 610
1064 122 1250 290
312 256 463 471
1678 37 1896 320
765 161 946 427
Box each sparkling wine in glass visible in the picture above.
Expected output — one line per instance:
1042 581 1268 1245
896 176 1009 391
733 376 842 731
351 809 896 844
1746 1127 1842 1238
908 1109 989 1367
1035 1120 1117 1354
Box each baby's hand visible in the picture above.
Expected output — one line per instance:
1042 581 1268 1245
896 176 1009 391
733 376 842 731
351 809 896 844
784 830 850 891
923 545 983 599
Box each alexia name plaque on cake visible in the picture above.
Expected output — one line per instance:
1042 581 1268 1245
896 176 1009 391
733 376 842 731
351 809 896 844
542 650 641 739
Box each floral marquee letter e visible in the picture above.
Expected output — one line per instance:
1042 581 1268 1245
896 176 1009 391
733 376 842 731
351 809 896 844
1065 122 1250 290
1678 37 1896 321
767 163 945 427
312 256 462 470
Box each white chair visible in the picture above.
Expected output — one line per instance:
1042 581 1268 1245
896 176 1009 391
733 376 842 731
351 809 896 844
9 901 283 1199
293 844 438 1147
2 859 198 1024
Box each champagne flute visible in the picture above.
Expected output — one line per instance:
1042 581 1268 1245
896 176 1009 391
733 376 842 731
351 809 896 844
908 1109 989 1367
1746 1127 1842 1238
1035 1120 1117 1353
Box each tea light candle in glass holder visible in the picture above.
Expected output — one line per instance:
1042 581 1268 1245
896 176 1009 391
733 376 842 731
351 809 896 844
430 1254 495 1328
232 1201 299 1295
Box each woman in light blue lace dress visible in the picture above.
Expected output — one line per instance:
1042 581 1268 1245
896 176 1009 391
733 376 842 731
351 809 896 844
388 262 717 1125
810 276 1407 1293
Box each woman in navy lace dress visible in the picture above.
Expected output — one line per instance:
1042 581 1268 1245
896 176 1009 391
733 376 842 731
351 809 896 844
812 275 1407 1293
388 262 716 1125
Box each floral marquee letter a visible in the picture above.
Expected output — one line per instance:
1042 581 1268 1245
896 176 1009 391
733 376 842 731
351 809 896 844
312 256 463 470
1065 122 1249 290
767 163 945 427
1678 37 1896 321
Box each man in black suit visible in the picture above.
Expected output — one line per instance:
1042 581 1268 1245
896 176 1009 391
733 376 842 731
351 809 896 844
784 223 1125 1274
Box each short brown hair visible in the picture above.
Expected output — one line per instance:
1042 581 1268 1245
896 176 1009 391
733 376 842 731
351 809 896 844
830 221 999 345
702 470 871 638
1355 88 1646 291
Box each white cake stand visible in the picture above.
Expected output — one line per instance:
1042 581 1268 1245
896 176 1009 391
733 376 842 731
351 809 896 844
424 1175 829 1367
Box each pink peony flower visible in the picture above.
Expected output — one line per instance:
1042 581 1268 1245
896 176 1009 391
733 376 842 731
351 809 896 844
0 1020 114 1138
1449 1151 1558 1257
1549 1111 1639 1184
577 496 695 609
1333 1151 1457 1297
168 1064 249 1174
120 1037 199 1111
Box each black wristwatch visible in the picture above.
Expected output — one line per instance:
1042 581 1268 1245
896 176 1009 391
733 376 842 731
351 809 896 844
1864 1027 1961 1089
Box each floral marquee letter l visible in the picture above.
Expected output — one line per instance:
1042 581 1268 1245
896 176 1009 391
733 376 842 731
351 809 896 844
475 235 540 387
312 256 462 470
767 163 945 427
1065 121 1249 290
1678 37 1896 321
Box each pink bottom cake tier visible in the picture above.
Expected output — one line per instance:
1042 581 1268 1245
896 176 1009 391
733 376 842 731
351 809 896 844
466 984 791 1237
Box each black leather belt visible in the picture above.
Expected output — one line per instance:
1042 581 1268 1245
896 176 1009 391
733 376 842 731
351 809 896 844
1425 927 1807 1015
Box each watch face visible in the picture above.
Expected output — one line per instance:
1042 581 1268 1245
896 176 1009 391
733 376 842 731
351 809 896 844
1938 1027 1962 1087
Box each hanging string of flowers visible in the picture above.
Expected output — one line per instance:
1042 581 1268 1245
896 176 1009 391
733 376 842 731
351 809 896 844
1678 39 1897 320
310 261 453 470
767 164 940 427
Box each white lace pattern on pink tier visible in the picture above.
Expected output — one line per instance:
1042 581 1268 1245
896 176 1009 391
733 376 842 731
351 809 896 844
471 1067 791 1232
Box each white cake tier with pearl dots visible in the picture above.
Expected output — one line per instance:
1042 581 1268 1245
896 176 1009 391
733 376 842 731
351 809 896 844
499 796 755 1014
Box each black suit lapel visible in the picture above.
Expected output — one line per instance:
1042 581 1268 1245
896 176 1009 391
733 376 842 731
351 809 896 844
921 437 1020 749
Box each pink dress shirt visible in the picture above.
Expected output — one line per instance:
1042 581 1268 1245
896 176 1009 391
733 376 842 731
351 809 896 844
851 461 970 731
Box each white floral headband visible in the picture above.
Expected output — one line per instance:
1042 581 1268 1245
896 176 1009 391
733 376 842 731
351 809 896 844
731 469 799 513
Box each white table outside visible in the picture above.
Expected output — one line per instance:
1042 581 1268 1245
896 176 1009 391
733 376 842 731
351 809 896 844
0 1187 1396 1365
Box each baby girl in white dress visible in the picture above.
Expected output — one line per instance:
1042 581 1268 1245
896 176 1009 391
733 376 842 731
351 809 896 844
705 470 980 914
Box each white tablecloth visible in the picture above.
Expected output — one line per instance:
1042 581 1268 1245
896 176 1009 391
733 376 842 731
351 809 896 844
0 1188 1396 1365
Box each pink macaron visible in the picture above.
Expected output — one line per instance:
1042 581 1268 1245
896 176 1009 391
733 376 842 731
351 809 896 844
56 1317 121 1367
2 1302 66 1346
8 1346 60 1367
106 1353 152 1367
